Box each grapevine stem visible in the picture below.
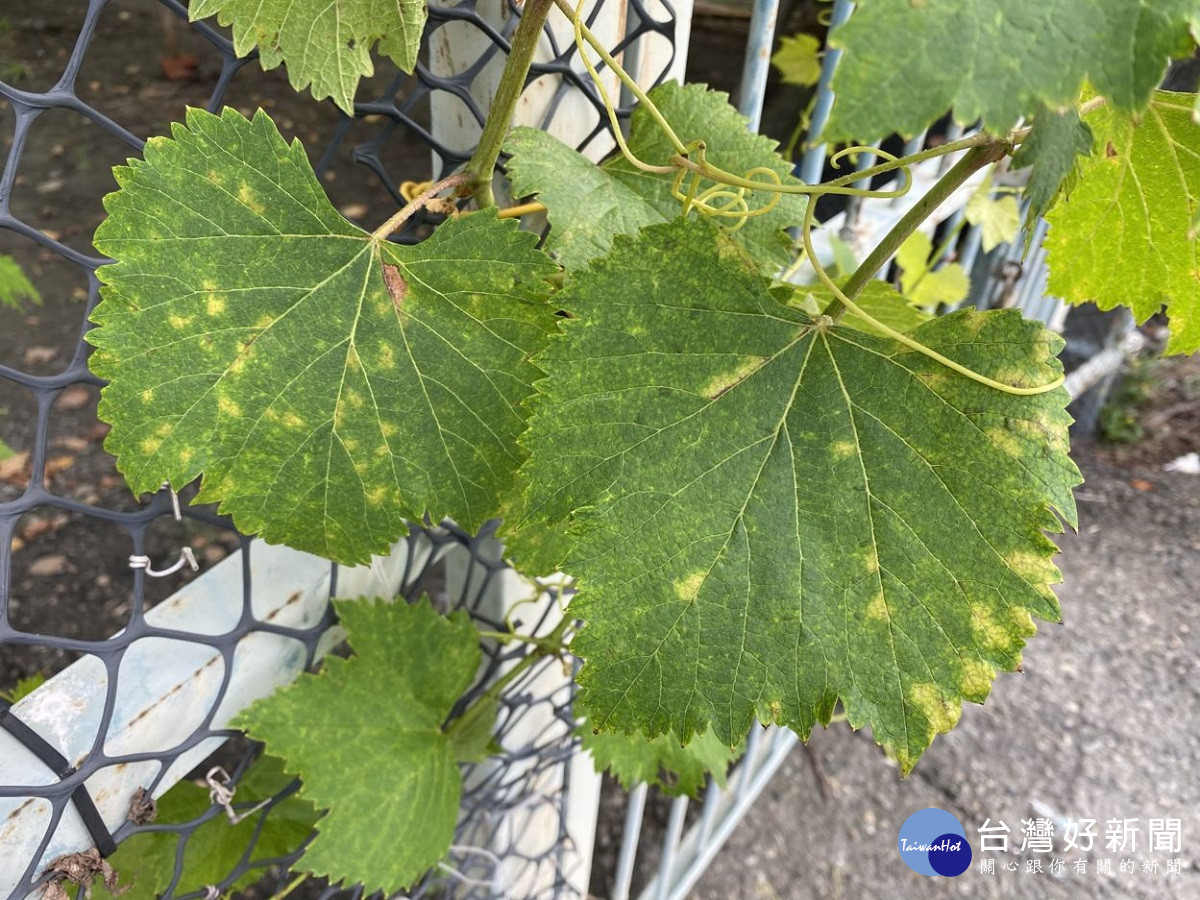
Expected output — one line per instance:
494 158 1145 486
268 872 309 900
444 613 575 741
369 172 471 242
497 200 547 219
808 141 1065 397
826 142 1008 320
464 0 555 208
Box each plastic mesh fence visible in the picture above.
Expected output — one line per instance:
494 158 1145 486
0 0 684 896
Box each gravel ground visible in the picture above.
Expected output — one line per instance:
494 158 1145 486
689 450 1200 899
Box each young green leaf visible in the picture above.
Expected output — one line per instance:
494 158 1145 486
189 0 425 113
93 756 318 900
964 175 1021 253
0 672 45 703
514 218 1079 774
504 82 806 273
895 233 970 308
771 34 823 88
824 0 1200 141
0 254 40 309
1010 105 1093 224
89 108 557 565
235 598 487 892
580 723 738 798
1045 91 1200 355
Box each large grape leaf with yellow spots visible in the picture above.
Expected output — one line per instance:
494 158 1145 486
89 108 557 564
512 218 1080 773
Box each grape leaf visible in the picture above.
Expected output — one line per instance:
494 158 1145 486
965 175 1021 253
235 598 487 892
824 0 1200 141
504 82 807 273
1044 91 1200 355
0 672 44 703
95 756 318 900
1011 106 1093 224
0 254 40 309
515 218 1079 773
580 723 738 797
88 108 557 565
771 34 823 88
189 0 425 113
896 233 970 308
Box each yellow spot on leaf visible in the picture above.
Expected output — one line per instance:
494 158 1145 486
674 571 706 602
960 657 994 700
205 169 224 186
344 389 364 409
169 313 194 330
140 389 154 404
368 485 388 507
217 395 241 417
1004 547 1048 580
140 436 162 455
908 682 960 734
237 181 266 216
701 357 765 400
206 294 226 316
832 440 855 459
283 412 304 428
155 422 172 438
865 590 888 620
377 344 395 370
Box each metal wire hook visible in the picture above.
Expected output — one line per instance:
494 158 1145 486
128 547 199 578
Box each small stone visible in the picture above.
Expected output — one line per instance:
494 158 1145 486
29 554 69 576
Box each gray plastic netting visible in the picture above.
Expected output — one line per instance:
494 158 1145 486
0 0 682 896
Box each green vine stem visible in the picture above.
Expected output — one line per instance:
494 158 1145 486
825 141 1009 320
267 872 310 900
464 0 555 208
370 172 471 242
803 141 1064 396
444 612 575 741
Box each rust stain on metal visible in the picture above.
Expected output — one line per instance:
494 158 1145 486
5 797 35 822
265 589 306 622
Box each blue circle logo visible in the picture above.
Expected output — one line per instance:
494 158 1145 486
897 808 972 877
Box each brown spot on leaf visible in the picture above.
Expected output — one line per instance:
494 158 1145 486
1104 141 1119 159
382 262 408 313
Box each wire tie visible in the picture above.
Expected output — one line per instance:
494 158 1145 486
128 547 199 578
